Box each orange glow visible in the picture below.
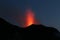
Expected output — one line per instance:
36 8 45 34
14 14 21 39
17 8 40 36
26 10 34 26
24 9 35 27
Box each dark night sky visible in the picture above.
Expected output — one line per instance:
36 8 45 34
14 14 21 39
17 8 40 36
0 0 60 31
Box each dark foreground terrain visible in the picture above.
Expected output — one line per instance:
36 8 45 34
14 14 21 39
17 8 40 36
0 17 60 40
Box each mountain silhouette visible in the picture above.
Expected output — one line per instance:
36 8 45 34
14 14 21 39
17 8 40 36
0 17 23 40
0 17 60 40
23 24 60 40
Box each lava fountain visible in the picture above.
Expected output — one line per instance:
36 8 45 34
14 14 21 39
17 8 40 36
23 8 39 28
25 9 35 26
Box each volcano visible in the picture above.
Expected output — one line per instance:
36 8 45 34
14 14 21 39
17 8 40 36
0 17 60 40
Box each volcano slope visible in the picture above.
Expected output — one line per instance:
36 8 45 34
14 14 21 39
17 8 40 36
0 17 60 40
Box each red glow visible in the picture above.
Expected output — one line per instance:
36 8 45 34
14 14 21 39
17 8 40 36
26 9 34 26
23 9 36 27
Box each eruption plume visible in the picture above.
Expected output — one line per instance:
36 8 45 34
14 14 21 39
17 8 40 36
23 8 39 27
